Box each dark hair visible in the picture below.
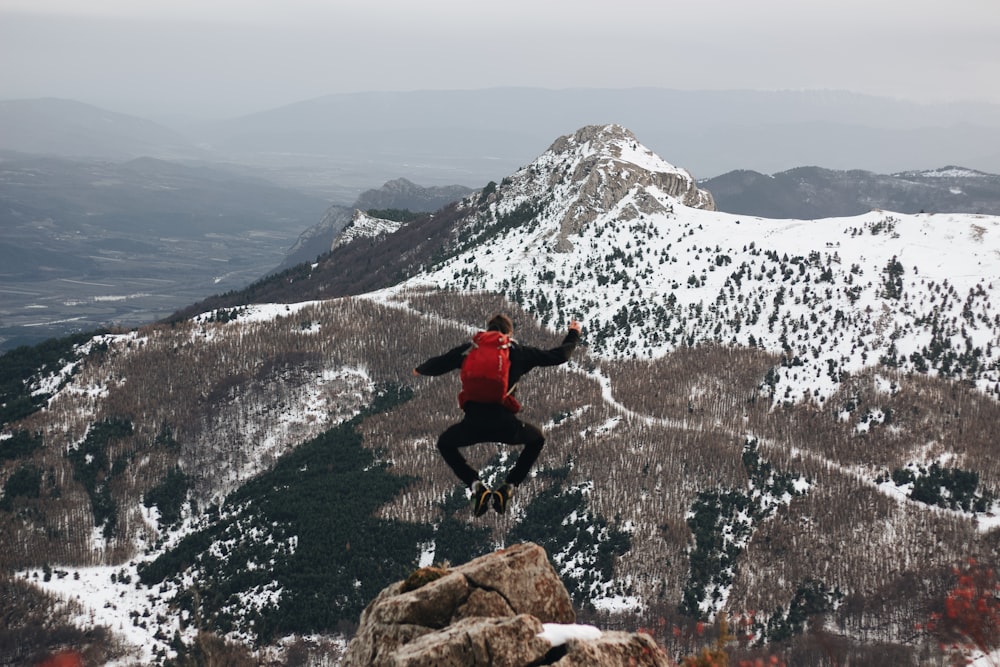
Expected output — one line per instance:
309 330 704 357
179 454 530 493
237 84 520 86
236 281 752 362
486 314 513 334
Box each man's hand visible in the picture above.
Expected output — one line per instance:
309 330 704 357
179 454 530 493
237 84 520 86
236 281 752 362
569 320 582 334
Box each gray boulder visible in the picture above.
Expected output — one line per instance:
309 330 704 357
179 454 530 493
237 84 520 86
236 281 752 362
342 541 671 667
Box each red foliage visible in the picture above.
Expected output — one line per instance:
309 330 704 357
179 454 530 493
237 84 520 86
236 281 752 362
35 651 83 667
737 658 787 667
925 558 1000 665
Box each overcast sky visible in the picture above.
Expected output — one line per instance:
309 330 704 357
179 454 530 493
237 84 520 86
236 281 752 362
1 0 998 119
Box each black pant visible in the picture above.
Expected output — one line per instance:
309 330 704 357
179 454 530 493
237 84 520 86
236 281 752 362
436 403 544 487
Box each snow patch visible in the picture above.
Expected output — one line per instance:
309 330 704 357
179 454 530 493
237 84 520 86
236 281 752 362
538 622 603 645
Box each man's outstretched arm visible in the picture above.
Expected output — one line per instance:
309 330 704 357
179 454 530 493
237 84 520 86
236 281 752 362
518 321 583 368
413 343 470 376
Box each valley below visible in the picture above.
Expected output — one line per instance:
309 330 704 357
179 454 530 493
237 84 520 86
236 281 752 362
0 220 299 349
0 154 330 351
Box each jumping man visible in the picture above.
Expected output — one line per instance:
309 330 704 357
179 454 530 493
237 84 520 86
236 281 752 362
413 314 582 516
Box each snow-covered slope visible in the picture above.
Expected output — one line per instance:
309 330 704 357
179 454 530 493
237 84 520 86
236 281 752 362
402 124 1000 405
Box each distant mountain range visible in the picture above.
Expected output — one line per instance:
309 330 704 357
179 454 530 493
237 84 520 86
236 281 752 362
701 165 1000 218
3 89 1000 198
0 98 201 161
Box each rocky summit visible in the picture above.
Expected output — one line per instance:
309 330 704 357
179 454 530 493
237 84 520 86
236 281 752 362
343 542 669 667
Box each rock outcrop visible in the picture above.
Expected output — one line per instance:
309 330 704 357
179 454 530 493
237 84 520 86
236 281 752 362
342 541 670 667
474 123 716 253
332 210 407 249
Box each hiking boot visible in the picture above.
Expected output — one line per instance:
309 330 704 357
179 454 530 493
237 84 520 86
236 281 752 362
471 481 492 517
492 483 513 514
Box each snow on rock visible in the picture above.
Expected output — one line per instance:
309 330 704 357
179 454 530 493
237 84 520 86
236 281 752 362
539 622 604 645
334 210 408 249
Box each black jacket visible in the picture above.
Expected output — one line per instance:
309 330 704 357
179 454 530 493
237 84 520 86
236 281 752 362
415 328 580 400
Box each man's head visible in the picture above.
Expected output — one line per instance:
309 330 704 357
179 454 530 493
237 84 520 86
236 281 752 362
486 314 513 335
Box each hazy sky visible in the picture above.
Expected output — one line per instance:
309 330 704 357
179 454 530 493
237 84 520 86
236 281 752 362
2 0 999 119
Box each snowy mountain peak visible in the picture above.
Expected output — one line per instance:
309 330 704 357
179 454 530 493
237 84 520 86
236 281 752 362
510 124 714 227
546 124 710 196
402 125 1000 406
441 124 714 259
542 124 715 220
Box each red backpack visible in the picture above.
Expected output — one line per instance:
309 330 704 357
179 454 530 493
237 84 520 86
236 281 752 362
458 331 521 412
